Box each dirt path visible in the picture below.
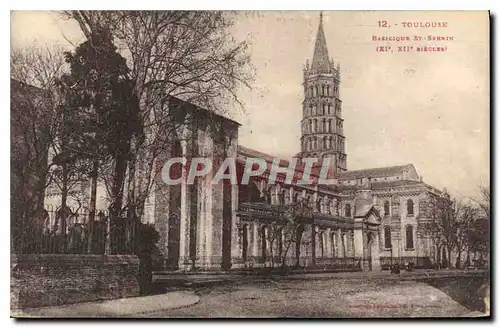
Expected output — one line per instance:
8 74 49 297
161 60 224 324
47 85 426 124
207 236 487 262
143 278 474 318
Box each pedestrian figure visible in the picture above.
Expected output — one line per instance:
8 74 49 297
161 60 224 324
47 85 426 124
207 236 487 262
390 263 400 274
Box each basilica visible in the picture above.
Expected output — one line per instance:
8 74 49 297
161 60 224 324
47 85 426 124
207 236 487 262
139 14 447 272
44 14 446 272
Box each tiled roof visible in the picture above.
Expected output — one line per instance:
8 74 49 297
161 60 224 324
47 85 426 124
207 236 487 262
237 145 333 178
336 164 415 180
237 145 278 163
340 179 423 191
354 198 373 217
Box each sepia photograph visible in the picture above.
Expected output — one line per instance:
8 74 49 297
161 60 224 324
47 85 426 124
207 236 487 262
10 10 490 318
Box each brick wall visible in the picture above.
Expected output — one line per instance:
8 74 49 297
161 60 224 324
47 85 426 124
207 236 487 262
11 254 140 309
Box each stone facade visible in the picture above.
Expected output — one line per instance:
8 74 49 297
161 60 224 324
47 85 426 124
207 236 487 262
150 99 241 271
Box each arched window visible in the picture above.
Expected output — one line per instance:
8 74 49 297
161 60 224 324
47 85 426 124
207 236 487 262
323 103 327 114
407 199 414 216
329 136 333 149
328 119 332 133
267 187 274 204
315 85 319 97
309 119 313 133
242 224 248 262
322 119 327 133
384 226 391 249
312 105 316 116
384 201 390 216
319 230 325 258
323 136 327 149
277 228 283 259
327 85 331 96
321 85 325 96
331 231 336 257
261 226 268 262
262 226 272 263
345 204 351 217
406 225 414 249
309 86 313 97
279 189 286 205
314 119 318 133
327 103 331 115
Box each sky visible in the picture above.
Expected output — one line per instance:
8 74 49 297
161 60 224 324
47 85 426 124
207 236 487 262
10 11 490 199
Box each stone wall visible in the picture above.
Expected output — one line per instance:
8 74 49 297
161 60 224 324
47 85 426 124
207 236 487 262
11 254 140 309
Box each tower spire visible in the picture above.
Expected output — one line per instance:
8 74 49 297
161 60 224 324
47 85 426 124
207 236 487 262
300 12 346 172
311 11 329 70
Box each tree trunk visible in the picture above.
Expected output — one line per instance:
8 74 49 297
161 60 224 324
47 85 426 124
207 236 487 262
436 244 441 269
455 250 462 269
126 148 137 220
60 163 69 253
111 151 128 220
441 247 447 268
447 246 453 268
282 238 293 269
87 158 98 254
295 226 303 268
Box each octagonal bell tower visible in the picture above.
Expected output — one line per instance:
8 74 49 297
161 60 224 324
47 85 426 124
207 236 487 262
299 12 347 173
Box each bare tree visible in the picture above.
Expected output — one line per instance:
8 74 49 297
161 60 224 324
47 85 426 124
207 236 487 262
265 197 313 269
64 11 254 222
10 44 67 252
467 185 490 266
11 44 67 90
472 185 490 220
454 203 478 269
421 193 459 268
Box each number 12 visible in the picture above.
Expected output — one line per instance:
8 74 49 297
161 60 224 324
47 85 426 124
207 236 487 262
378 20 388 28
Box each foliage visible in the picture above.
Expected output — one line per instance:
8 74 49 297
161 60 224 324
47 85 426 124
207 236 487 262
134 223 161 255
56 26 140 220
66 11 254 220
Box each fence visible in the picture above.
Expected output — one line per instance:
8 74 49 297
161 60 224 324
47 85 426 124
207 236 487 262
13 206 138 255
314 257 363 270
380 256 433 269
